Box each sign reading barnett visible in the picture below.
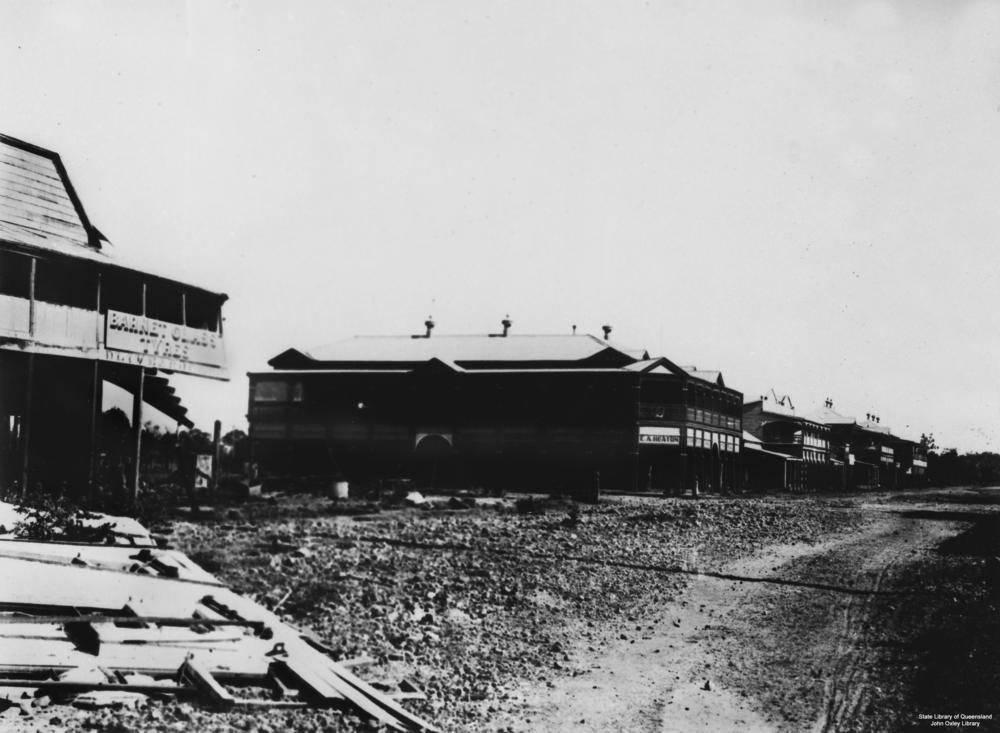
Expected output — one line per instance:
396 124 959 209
105 310 227 378
638 426 681 446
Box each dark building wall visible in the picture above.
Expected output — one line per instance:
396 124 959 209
249 369 743 495
0 351 96 493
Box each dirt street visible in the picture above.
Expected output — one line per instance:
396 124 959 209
499 487 1000 733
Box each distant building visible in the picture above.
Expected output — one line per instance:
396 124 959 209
891 437 928 486
742 390 834 491
803 401 901 490
248 322 743 497
0 134 229 498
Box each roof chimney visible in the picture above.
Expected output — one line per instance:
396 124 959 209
410 316 434 339
489 315 513 338
601 324 612 340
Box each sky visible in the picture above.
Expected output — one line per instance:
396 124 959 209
3 0 1000 452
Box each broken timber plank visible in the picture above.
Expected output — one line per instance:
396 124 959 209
64 620 100 655
0 615 266 630
0 679 195 695
314 655 439 733
179 654 235 710
270 658 344 705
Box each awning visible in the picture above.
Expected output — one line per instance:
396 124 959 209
743 443 802 461
103 369 193 428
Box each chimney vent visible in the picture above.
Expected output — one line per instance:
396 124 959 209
601 324 612 340
489 315 513 338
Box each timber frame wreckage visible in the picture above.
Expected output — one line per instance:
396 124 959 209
0 501 436 731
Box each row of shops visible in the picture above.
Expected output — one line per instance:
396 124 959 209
742 393 927 492
248 332 927 497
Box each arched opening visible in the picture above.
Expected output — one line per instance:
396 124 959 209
413 433 455 489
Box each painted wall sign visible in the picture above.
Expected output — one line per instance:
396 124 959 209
105 310 225 369
638 426 681 445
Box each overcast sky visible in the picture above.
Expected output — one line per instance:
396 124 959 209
4 0 999 451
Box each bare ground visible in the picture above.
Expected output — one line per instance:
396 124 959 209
497 488 1000 732
4 488 999 732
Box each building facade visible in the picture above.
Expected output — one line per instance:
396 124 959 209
0 134 229 499
248 327 743 497
743 391 835 491
803 401 907 490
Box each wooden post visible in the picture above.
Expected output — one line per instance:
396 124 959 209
19 353 34 501
211 419 221 495
129 367 145 508
27 257 36 336
88 273 103 504
87 361 102 504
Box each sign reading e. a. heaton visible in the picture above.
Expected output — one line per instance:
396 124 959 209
638 426 681 445
105 310 225 370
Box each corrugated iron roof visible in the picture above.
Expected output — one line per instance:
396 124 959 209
858 419 893 435
681 366 724 386
303 333 634 364
803 403 856 425
103 369 193 428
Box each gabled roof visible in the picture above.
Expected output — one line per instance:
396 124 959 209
857 419 893 436
623 356 688 377
803 403 856 425
0 133 103 252
680 366 725 387
272 333 641 369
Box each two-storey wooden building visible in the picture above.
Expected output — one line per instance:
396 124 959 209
802 401 898 490
248 324 743 497
742 391 834 491
0 134 229 500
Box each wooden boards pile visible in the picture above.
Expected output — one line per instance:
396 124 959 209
0 532 438 731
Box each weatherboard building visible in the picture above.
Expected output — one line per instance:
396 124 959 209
0 133 229 499
248 321 743 497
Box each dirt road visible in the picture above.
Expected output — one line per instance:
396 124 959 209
503 488 1000 732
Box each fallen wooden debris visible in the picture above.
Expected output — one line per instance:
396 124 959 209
72 690 147 709
0 508 440 731
179 654 235 710
0 614 267 632
0 679 193 695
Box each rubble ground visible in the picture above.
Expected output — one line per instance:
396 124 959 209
5 492 868 732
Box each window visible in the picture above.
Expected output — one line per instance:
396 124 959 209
145 280 183 324
185 290 220 331
102 269 143 315
0 251 32 298
34 257 97 309
253 380 288 402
